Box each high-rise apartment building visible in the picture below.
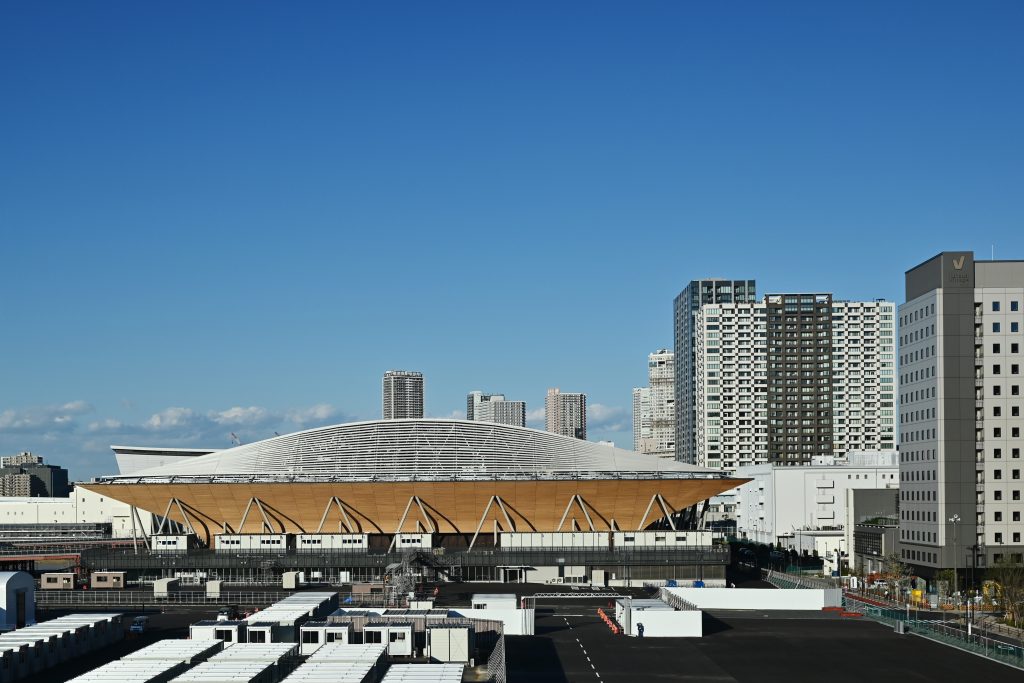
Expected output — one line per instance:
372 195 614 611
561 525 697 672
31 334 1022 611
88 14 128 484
694 300 768 470
545 388 587 440
693 294 894 470
632 387 651 452
831 300 897 454
899 252 1024 577
382 370 424 419
674 279 757 463
466 391 526 427
632 350 675 458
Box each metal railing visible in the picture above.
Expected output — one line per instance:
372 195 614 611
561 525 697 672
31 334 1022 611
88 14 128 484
35 589 387 608
843 594 1024 670
659 587 698 611
763 569 839 590
76 545 731 571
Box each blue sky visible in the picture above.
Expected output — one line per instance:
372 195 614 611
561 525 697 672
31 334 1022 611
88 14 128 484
2 2 1022 480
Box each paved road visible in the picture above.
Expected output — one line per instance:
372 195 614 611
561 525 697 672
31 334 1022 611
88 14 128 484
507 606 1022 682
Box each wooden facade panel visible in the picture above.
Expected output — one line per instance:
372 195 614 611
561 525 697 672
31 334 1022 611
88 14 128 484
83 478 746 544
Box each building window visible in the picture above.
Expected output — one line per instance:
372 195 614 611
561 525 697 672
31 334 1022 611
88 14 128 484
994 322 1002 333
1014 322 1021 333
995 364 1002 375
993 301 1002 312
996 533 1004 543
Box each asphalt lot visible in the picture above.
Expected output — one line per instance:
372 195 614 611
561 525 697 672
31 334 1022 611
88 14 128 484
507 607 1021 683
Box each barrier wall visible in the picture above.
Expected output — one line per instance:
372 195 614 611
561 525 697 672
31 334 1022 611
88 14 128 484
664 587 842 610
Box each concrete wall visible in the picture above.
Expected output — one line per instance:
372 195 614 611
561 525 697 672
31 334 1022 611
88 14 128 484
665 587 841 610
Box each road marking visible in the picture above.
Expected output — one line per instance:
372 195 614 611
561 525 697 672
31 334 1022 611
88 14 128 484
591 663 596 670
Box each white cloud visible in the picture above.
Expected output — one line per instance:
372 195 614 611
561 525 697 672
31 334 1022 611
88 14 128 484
525 407 546 426
0 401 93 433
588 403 628 432
145 407 199 430
211 406 272 426
87 418 123 432
0 399 355 480
286 404 341 425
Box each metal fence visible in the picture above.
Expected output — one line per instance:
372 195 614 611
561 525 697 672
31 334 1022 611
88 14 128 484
77 545 731 571
486 634 507 683
762 569 839 590
34 589 387 608
843 595 1024 670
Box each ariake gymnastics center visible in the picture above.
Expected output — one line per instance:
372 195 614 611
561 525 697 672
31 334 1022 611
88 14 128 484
84 420 747 585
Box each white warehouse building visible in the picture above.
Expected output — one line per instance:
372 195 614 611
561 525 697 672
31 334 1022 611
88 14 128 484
734 451 899 545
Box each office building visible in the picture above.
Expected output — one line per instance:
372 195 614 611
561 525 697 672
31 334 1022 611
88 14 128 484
382 370 424 420
693 294 895 469
674 279 757 464
466 391 526 427
545 388 586 440
632 350 675 458
899 251 1024 578
0 452 69 497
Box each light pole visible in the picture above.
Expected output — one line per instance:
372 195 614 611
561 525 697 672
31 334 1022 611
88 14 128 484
949 514 961 619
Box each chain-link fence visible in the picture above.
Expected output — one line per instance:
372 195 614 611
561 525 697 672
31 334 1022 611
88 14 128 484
486 633 506 683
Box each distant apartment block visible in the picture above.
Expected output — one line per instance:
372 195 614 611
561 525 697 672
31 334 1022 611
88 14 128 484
466 391 526 427
632 350 675 458
898 251 1024 577
382 370 424 419
545 388 587 440
674 279 757 463
0 452 70 497
693 294 894 469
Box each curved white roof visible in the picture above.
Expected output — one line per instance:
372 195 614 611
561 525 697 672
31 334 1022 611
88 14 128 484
100 419 724 482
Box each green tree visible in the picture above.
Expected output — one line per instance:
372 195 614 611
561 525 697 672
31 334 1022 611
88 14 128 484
990 558 1024 628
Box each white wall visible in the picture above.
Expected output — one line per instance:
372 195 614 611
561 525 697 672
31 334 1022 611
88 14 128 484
625 609 702 638
665 587 841 610
1 571 36 629
734 458 898 543
0 487 154 538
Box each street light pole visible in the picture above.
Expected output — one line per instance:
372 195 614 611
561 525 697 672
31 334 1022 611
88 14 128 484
949 514 961 621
